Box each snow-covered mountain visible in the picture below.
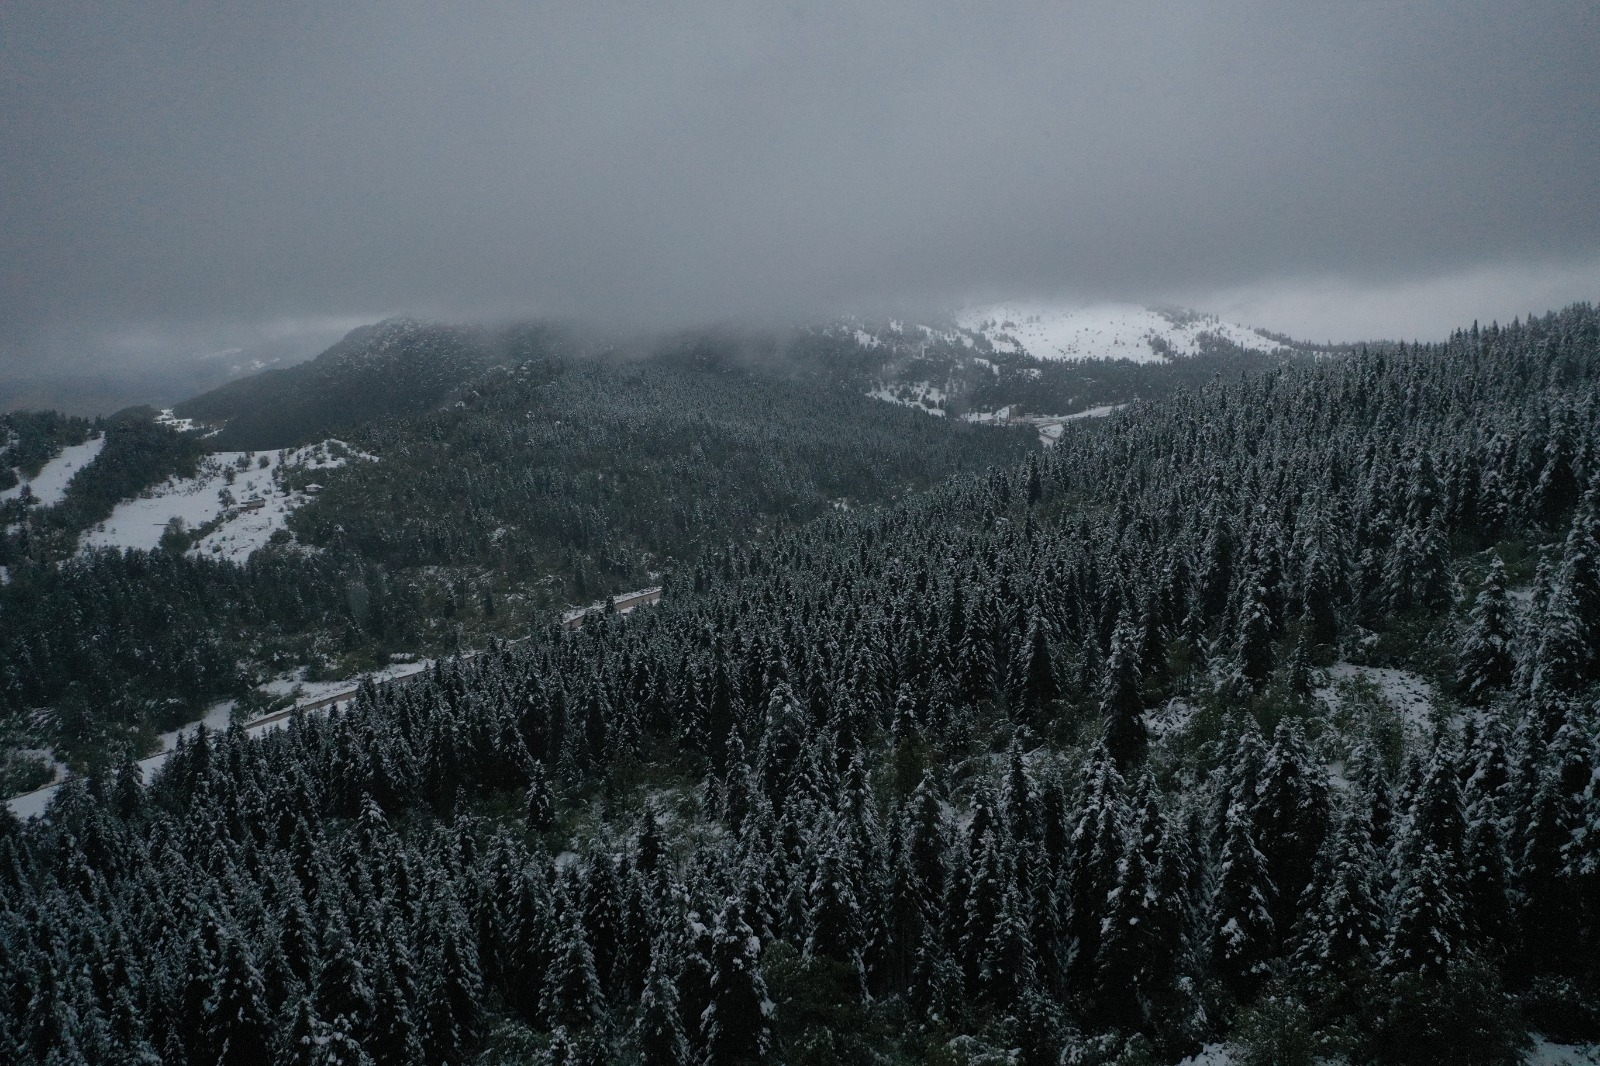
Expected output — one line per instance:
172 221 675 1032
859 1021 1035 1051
954 302 1292 363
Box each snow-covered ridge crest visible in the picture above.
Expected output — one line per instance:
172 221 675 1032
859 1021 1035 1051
956 302 1290 363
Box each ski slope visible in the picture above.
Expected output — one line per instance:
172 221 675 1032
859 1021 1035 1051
956 303 1289 363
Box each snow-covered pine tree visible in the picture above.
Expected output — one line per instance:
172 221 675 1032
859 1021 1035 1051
1252 721 1330 944
1210 800 1275 999
702 898 771 1065
1101 618 1147 767
540 888 606 1032
1456 551 1516 703
1064 744 1126 994
1290 805 1381 991
1382 841 1466 979
1090 838 1155 1033
634 939 692 1066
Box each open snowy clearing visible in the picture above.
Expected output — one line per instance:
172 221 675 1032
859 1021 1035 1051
1175 1037 1599 1065
153 407 200 433
1319 662 1446 735
965 403 1123 446
867 382 948 415
0 434 106 505
1527 1037 1600 1064
78 439 374 560
956 303 1288 364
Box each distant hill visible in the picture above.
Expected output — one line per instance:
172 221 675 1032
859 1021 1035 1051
791 304 1320 424
173 319 570 449
954 302 1302 362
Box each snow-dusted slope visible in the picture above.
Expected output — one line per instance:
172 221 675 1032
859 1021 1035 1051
0 435 106 505
956 303 1288 363
79 440 373 560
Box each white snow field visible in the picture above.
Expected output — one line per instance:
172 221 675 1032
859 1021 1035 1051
78 439 374 560
867 382 949 415
0 434 106 505
1176 1038 1599 1065
956 303 1289 363
1320 662 1446 735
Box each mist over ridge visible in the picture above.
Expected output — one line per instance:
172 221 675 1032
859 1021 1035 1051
2 1 1597 412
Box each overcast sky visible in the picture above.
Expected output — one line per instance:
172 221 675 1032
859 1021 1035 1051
3 1 1598 395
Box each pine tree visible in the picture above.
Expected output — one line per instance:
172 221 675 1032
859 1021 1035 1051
210 928 274 1066
977 884 1037 1014
281 997 373 1066
1091 839 1155 1033
1382 842 1466 978
634 941 692 1066
702 899 771 1065
1234 574 1277 688
418 872 484 1062
804 835 866 984
1101 619 1147 767
1253 721 1330 944
1000 740 1036 843
1514 709 1595 977
1291 807 1381 990
580 849 625 997
1527 583 1588 703
905 771 949 924
1211 800 1275 999
960 821 1008 985
314 918 374 1051
1065 745 1126 993
1456 552 1516 703
1138 790 1193 1020
542 894 606 1032
526 762 556 831
1017 617 1059 725
1459 798 1511 949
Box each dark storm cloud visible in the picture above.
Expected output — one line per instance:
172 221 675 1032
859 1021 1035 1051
3 1 1598 381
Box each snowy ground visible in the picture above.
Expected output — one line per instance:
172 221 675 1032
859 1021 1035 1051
0 434 106 505
955 303 1288 363
153 408 199 433
1528 1037 1600 1064
1320 662 1446 736
1175 1039 1599 1065
965 403 1123 447
962 405 1021 424
1147 699 1200 739
1063 403 1126 421
78 439 373 560
867 382 948 415
5 657 436 820
561 586 664 626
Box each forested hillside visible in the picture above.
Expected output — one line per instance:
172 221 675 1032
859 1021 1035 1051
172 320 540 451
3 306 1597 1063
0 346 1030 789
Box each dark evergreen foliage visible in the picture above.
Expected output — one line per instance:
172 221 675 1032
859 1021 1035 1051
1 305 1599 1061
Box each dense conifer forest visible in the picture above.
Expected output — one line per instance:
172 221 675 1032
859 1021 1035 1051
3 305 1598 1063
0 343 1031 787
